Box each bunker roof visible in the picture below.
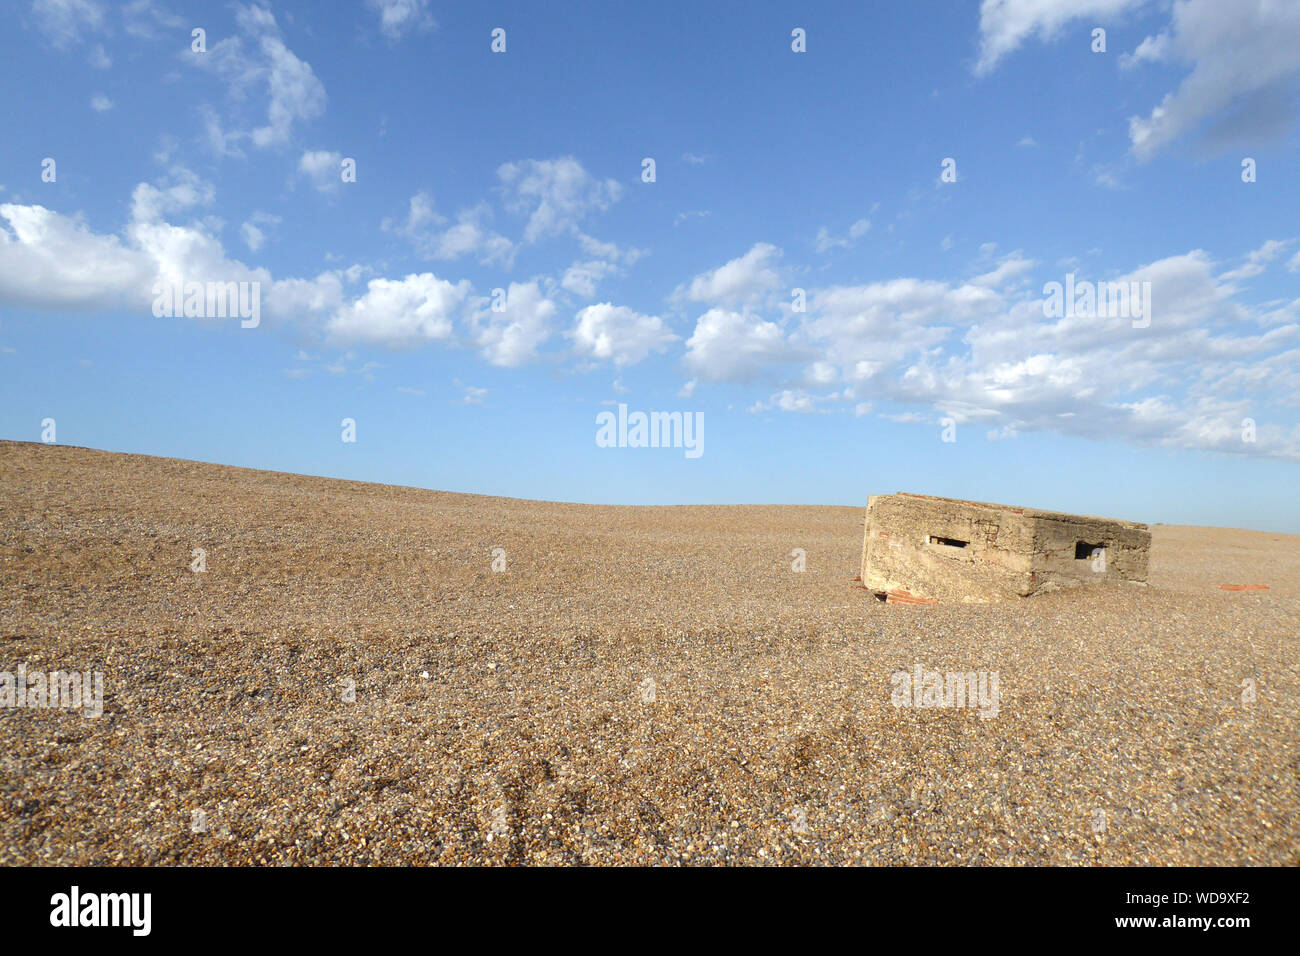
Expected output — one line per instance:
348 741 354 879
891 492 1148 529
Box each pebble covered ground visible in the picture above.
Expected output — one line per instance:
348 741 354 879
1 441 1297 865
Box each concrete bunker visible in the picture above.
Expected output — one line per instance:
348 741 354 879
861 493 1151 603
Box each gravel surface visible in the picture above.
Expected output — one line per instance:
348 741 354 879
2 441 1297 865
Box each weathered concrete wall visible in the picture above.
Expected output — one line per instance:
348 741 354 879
1027 514 1151 594
861 493 1150 602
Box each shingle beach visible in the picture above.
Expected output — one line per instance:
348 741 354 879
2 441 1297 865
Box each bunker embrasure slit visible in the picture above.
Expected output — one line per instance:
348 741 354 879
928 535 969 548
1075 541 1104 560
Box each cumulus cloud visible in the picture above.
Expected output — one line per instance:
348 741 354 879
129 167 215 222
498 157 623 243
239 212 280 253
383 165 630 271
469 281 557 367
0 203 155 311
367 0 435 42
971 253 1035 288
298 150 343 191
384 193 514 267
325 273 469 347
800 276 1003 381
673 243 783 307
570 303 677 366
5 160 1299 462
424 205 514 266
683 308 800 382
0 174 408 345
667 238 1300 459
383 191 442 234
856 253 1296 457
561 260 618 297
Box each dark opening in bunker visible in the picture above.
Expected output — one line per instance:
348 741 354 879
1075 541 1104 560
929 535 969 548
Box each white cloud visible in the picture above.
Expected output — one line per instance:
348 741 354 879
384 191 442 234
674 242 783 307
1120 30 1171 69
1219 239 1290 283
0 203 155 311
129 167 215 222
814 228 846 254
298 150 343 192
367 0 435 42
683 307 797 382
974 0 1145 75
973 0 1300 158
0 178 346 337
426 205 514 266
469 281 557 366
561 259 618 297
90 93 113 112
460 383 488 404
5 167 1298 462
326 273 469 347
801 276 1002 380
30 0 107 49
1127 0 1300 159
750 388 856 414
123 0 183 40
878 252 1300 456
497 157 623 243
805 360 838 386
972 253 1035 288
575 231 642 264
815 219 871 253
751 390 816 413
673 210 710 227
240 222 265 252
570 302 677 366
384 193 514 267
193 4 327 152
239 212 279 253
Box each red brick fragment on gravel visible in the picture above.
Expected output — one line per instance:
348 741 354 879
1220 584 1269 591
885 589 937 606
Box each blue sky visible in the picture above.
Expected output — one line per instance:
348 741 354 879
1 0 1298 531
